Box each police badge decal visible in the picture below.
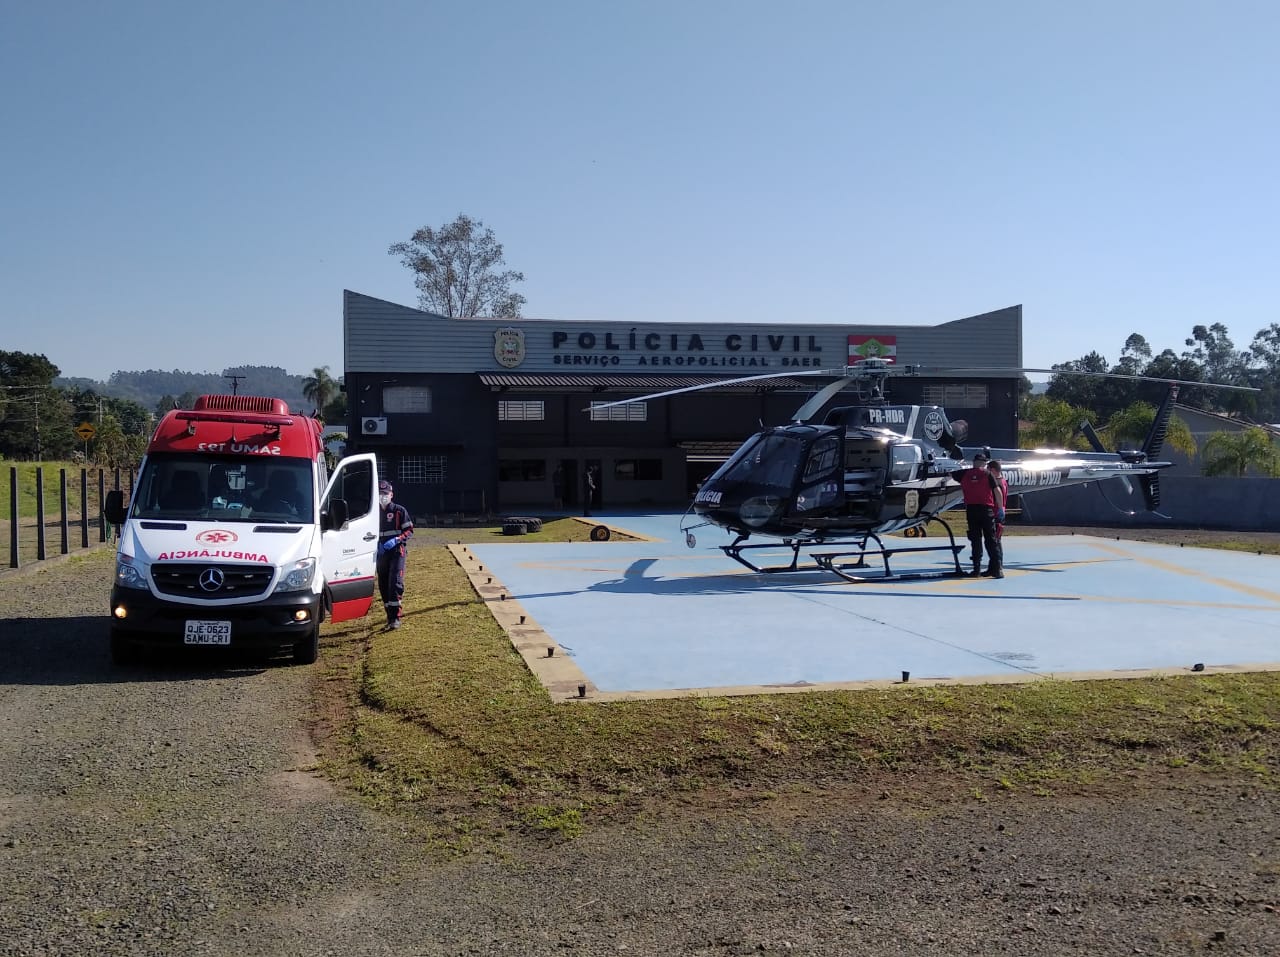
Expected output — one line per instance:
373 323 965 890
904 489 920 518
494 328 526 368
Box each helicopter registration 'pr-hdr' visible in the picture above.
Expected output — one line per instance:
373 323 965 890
588 359 1258 583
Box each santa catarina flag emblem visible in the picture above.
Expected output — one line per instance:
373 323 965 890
847 335 897 364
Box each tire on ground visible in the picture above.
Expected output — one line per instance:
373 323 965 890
293 621 320 665
502 522 528 536
505 515 543 532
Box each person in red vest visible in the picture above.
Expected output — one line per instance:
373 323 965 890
959 451 1005 578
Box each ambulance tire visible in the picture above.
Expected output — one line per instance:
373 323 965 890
110 629 140 666
293 621 321 665
502 522 528 536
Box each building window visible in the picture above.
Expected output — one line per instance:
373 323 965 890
498 400 545 421
498 459 547 482
400 455 447 484
921 384 989 409
614 459 663 481
589 401 647 422
383 386 433 414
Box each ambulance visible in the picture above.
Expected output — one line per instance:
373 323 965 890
104 394 380 665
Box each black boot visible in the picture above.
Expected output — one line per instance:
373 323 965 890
970 560 982 577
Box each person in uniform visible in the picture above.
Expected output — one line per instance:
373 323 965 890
987 458 1009 547
959 451 1005 578
376 480 414 630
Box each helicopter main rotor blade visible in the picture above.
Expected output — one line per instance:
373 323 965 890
920 367 1260 393
583 367 853 411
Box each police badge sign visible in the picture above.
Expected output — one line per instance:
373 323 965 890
904 489 920 519
493 328 525 368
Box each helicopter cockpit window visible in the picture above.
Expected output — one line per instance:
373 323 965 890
715 433 805 492
889 444 923 482
802 437 840 480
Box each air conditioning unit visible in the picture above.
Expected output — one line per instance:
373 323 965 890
361 417 387 436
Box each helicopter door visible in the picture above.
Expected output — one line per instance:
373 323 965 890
844 439 889 516
793 435 843 515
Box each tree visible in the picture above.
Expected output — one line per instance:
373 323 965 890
302 365 338 417
1200 428 1280 478
1021 396 1096 450
388 214 526 318
1181 323 1253 415
1102 402 1197 459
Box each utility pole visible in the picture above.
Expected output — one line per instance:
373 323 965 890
226 374 245 396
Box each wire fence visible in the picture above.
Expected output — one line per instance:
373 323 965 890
3 466 134 571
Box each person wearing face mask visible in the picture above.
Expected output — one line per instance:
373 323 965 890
376 480 414 631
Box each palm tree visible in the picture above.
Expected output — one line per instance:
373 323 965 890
1102 402 1197 459
1201 428 1280 477
302 366 338 418
1020 396 1096 450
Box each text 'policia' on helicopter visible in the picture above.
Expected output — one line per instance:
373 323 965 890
587 359 1259 584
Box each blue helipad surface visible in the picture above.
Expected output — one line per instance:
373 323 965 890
467 513 1280 699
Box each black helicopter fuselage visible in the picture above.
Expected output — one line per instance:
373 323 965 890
689 402 1172 541
691 407 968 539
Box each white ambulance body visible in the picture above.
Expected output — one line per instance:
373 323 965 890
105 395 379 665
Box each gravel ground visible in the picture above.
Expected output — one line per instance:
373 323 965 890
1 545 1278 956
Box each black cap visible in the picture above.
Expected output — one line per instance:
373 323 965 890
378 480 393 493
973 451 989 462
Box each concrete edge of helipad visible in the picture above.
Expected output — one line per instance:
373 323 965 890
449 544 597 703
449 544 1280 704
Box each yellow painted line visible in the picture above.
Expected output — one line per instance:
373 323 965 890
1091 541 1280 603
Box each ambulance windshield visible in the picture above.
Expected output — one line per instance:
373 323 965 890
132 455 314 523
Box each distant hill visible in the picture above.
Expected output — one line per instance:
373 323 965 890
54 365 312 414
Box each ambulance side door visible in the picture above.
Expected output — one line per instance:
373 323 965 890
319 453 379 622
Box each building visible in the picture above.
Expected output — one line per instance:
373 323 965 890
343 291 1023 518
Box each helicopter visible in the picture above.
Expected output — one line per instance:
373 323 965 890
588 359 1258 583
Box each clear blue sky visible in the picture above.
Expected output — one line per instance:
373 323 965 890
3 1 1276 383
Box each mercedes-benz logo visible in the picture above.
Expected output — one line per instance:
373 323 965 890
198 567 225 592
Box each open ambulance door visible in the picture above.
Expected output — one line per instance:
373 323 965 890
319 452 380 623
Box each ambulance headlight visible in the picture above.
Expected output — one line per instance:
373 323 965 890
273 558 317 594
115 556 148 590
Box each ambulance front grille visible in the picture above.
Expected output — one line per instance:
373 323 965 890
151 563 274 599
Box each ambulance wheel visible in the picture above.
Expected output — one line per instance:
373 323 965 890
502 522 527 536
110 629 140 666
293 622 320 665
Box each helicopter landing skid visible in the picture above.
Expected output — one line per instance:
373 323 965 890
811 522 967 582
721 521 967 582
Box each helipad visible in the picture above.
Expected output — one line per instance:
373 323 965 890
458 513 1280 702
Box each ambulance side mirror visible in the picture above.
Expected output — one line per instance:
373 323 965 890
322 498 349 531
104 490 128 526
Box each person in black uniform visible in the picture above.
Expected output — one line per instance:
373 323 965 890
376 480 414 630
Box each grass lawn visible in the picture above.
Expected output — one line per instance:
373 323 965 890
312 517 1280 849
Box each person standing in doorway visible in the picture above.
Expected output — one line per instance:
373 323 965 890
376 480 414 630
583 465 596 517
959 451 1004 578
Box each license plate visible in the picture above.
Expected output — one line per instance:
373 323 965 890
184 620 232 645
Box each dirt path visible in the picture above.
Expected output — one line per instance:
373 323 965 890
1 550 1277 956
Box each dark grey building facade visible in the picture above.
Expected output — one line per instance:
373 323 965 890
343 291 1023 518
